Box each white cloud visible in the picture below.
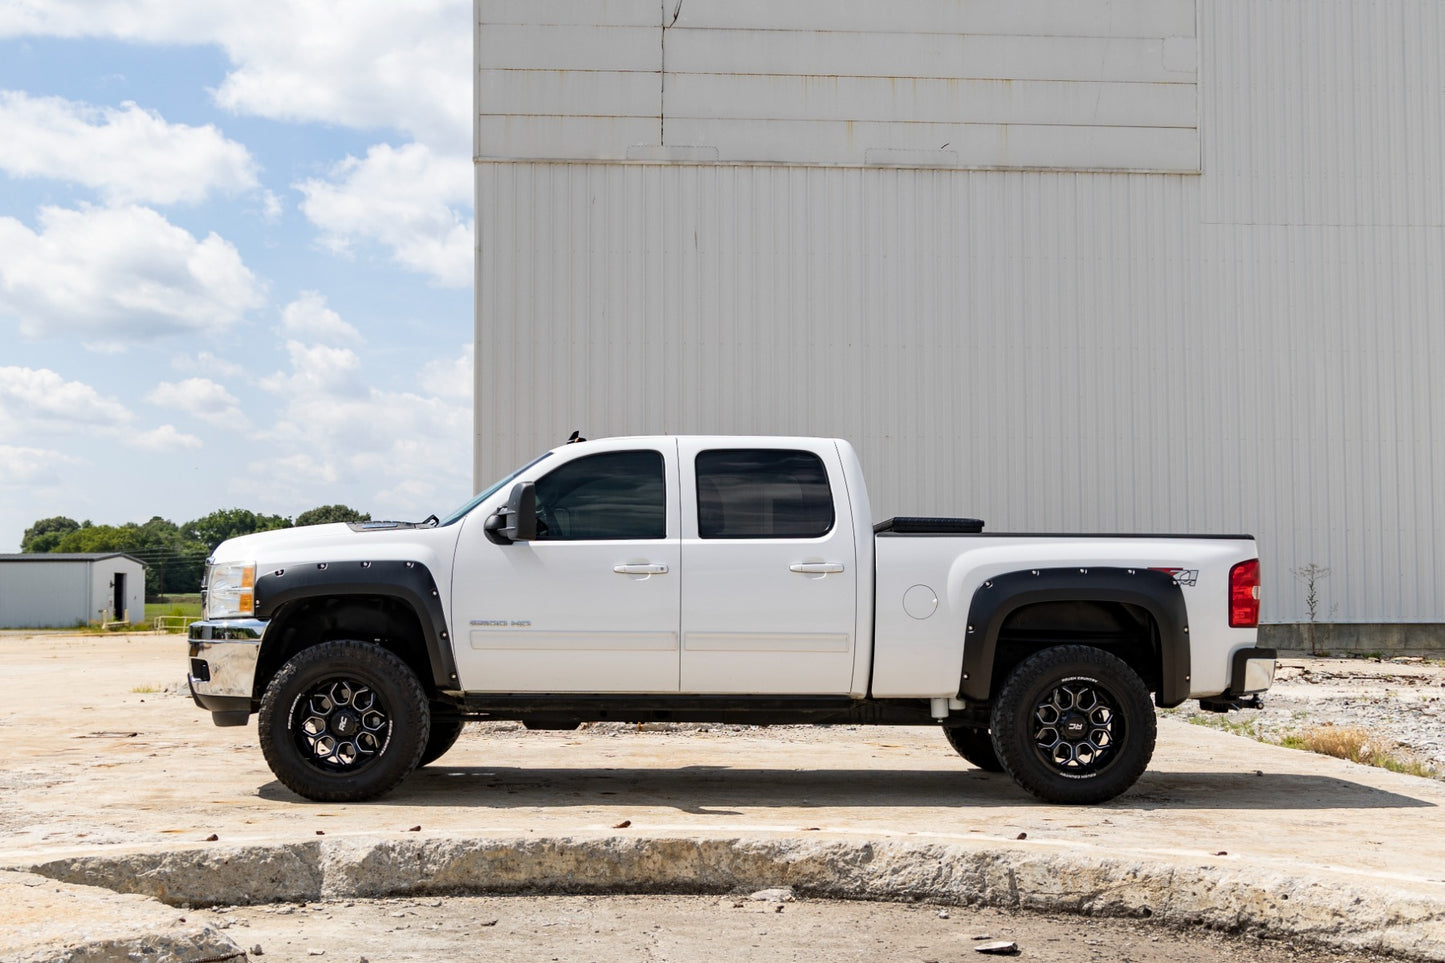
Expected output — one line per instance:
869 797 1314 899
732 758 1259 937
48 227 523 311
0 1 471 147
249 322 471 513
170 351 246 380
0 205 265 344
280 291 361 345
135 424 203 451
297 143 472 287
0 3 474 284
146 378 246 426
258 190 284 223
419 344 473 402
0 366 132 431
262 340 368 399
0 445 81 486
0 91 258 205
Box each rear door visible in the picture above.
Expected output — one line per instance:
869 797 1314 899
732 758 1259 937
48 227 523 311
677 440 858 694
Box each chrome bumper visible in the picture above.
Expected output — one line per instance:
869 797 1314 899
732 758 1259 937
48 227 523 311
188 619 267 725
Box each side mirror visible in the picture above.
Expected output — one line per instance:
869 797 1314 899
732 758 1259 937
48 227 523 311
484 481 538 544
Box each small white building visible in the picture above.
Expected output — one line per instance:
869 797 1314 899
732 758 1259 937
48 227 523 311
0 554 147 629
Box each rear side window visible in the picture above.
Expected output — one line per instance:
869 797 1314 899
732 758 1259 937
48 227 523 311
695 449 834 539
533 450 666 540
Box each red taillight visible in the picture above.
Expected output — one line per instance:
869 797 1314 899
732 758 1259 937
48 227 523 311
1229 558 1261 627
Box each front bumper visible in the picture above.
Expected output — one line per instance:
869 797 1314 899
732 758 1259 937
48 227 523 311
188 619 267 726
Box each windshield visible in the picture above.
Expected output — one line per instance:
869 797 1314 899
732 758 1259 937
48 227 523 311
436 452 553 527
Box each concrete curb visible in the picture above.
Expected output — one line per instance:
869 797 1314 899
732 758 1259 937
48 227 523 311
0 870 244 963
27 834 1445 961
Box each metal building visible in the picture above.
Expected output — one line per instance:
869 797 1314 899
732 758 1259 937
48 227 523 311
474 0 1445 626
0 554 147 629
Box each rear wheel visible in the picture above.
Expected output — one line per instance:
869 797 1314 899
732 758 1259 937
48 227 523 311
943 726 1004 772
990 645 1156 804
258 640 430 802
418 714 466 767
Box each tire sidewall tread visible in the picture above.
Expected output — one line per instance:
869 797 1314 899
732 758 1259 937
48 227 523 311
990 644 1157 805
258 639 430 802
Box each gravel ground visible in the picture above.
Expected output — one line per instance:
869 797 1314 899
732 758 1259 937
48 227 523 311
213 654 1444 963
1164 656 1445 777
210 892 1403 963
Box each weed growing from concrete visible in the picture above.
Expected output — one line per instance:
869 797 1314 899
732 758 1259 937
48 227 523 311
1170 712 1444 781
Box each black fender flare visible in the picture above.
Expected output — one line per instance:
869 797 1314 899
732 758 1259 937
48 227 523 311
959 567 1191 707
254 560 459 690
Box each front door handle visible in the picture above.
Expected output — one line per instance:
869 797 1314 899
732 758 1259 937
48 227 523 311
614 563 669 575
789 562 845 574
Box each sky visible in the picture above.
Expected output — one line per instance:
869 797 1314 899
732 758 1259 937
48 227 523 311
0 0 477 550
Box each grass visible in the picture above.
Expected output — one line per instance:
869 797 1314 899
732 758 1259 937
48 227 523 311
131 684 161 694
145 597 202 621
1177 712 1443 780
1278 725 1440 778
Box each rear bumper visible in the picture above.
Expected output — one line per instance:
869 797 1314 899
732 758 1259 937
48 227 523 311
1229 646 1278 695
187 619 267 726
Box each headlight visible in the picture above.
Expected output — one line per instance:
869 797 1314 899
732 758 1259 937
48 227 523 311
204 561 256 619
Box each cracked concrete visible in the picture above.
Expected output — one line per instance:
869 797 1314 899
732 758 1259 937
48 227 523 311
21 835 1445 960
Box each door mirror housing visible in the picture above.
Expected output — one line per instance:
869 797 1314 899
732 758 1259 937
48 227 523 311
484 481 538 544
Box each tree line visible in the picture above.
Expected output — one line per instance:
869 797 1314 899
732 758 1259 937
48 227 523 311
19 505 370 597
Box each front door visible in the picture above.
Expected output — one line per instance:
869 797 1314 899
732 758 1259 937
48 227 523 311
450 442 682 692
677 441 859 695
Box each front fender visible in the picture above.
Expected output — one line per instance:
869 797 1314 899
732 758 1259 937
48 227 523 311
254 560 459 689
959 567 1190 707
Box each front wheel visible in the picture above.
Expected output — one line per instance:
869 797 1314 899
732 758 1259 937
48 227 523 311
258 640 430 802
990 645 1156 805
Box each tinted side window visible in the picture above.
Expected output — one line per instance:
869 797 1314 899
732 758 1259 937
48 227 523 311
533 450 666 540
696 449 834 539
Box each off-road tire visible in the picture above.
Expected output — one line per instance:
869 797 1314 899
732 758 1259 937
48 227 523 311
990 645 1156 805
943 726 1004 772
258 639 430 802
418 714 466 767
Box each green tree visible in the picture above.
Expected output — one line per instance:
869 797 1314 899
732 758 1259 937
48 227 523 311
294 504 371 527
20 516 82 553
52 517 208 596
183 508 292 550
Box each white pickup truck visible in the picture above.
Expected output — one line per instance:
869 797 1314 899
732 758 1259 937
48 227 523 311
188 435 1273 805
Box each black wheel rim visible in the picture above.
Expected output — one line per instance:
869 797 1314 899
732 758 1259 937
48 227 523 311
289 677 391 773
1030 679 1123 776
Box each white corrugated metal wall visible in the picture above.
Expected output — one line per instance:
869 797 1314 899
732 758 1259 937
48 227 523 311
475 0 1445 622
0 560 90 628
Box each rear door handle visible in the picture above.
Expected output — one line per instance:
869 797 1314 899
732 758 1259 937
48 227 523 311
789 562 845 574
614 563 669 575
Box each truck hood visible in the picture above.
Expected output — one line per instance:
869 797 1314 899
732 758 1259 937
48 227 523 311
208 521 457 567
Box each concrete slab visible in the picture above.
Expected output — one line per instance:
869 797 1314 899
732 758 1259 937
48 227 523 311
2 633 1443 960
0 869 242 962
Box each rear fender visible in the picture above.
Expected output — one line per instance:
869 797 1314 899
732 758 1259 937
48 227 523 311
960 567 1190 707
